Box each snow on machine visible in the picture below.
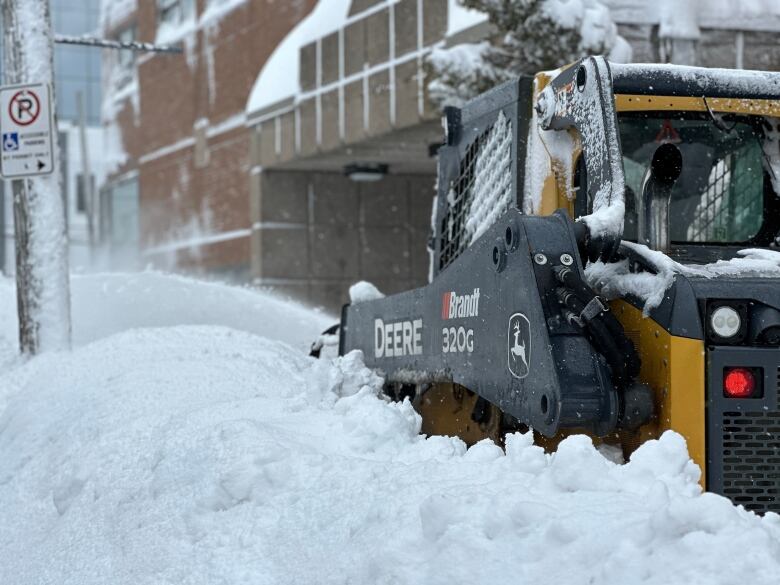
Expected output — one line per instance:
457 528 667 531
338 57 780 514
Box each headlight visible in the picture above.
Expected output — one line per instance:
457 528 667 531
711 306 741 338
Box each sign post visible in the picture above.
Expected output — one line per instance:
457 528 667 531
1 0 71 355
0 83 55 178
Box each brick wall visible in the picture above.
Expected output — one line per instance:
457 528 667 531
103 0 317 276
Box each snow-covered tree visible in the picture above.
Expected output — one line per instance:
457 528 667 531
428 0 632 108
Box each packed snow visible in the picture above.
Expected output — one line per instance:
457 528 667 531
2 271 780 584
658 0 700 40
349 280 385 303
586 243 780 314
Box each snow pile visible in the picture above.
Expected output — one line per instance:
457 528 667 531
586 252 677 314
544 0 628 53
693 248 780 277
659 0 700 40
349 280 385 303
586 244 780 314
3 272 780 583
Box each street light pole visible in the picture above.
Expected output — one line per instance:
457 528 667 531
2 0 71 354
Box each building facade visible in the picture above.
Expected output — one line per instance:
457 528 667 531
102 0 780 312
100 0 316 279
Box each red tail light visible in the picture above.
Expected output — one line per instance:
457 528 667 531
723 367 756 398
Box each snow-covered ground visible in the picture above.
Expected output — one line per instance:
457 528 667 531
1 272 780 584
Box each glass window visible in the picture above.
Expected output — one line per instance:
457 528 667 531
157 0 194 26
110 178 139 253
618 113 767 244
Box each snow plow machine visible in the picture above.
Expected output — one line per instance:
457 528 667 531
338 57 780 514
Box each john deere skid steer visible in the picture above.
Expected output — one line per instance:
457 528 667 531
338 57 780 514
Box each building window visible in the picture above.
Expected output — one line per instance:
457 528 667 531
157 0 195 26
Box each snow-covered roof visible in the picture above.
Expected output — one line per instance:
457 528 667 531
446 0 487 36
247 0 493 117
246 0 351 116
612 63 780 99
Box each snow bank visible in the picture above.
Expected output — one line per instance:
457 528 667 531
0 272 334 353
2 325 780 583
3 272 780 583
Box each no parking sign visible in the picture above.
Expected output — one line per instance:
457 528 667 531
0 83 54 178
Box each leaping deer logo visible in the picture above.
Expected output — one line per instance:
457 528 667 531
508 313 531 379
511 322 528 369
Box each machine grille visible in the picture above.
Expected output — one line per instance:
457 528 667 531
720 367 780 513
438 112 513 272
687 142 763 242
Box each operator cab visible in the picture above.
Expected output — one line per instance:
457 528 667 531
572 64 780 264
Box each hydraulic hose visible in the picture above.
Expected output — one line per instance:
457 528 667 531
554 265 640 376
556 288 633 386
554 265 641 386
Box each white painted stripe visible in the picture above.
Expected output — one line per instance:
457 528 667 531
251 222 308 230
206 112 247 137
139 114 248 165
338 26 345 140
139 136 196 165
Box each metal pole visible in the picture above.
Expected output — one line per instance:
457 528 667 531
76 91 95 253
0 183 5 274
2 0 71 354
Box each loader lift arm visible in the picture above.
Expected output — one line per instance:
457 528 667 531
339 57 653 438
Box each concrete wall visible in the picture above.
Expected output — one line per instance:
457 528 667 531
251 170 433 312
616 24 780 71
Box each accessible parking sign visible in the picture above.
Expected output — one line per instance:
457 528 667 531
0 83 54 178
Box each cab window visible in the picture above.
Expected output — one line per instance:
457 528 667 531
618 113 767 244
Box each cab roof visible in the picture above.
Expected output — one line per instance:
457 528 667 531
611 63 780 100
